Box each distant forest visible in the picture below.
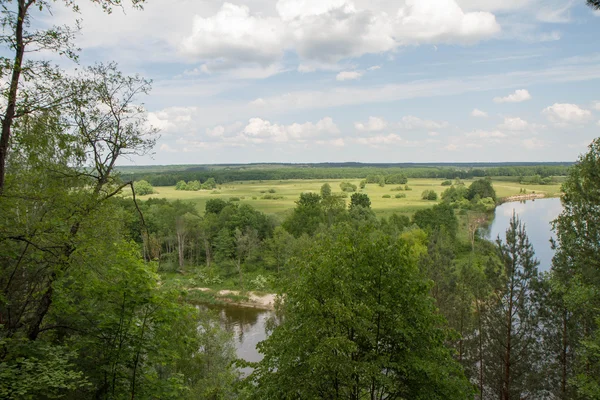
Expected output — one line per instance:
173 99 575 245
119 162 573 186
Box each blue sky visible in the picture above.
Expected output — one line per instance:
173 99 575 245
47 0 600 164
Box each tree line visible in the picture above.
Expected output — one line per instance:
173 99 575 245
123 164 572 187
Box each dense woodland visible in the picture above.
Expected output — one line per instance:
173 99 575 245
1 1 600 399
122 164 571 187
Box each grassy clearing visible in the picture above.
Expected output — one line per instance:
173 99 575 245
138 178 563 219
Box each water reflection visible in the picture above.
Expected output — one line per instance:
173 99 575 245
484 198 563 271
204 304 271 376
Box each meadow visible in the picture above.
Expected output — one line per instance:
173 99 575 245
140 178 563 220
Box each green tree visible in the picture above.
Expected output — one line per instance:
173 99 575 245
413 203 458 238
482 214 543 399
552 137 600 396
205 198 228 215
421 189 438 200
133 179 154 195
320 183 332 198
202 177 217 190
175 180 188 190
588 0 600 10
282 192 325 237
0 0 147 193
467 178 497 201
339 181 357 192
247 224 473 399
349 192 371 209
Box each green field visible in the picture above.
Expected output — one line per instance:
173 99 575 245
138 178 563 220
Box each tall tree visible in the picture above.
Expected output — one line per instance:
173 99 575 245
482 214 543 400
248 224 473 399
551 137 600 396
0 0 147 193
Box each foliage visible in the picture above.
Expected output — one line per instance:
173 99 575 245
421 189 438 200
247 224 473 399
349 192 371 209
441 180 453 186
413 203 458 238
133 179 154 195
552 137 600 396
467 178 497 201
339 181 357 192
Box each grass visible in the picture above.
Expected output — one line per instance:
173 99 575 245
137 178 563 219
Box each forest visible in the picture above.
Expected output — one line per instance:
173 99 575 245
1 1 600 399
121 164 572 187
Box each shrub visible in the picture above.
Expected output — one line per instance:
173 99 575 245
390 186 404 191
340 182 358 192
382 194 391 198
421 190 438 201
268 188 277 193
133 180 154 196
229 197 241 202
395 193 406 199
404 185 412 191
441 180 452 186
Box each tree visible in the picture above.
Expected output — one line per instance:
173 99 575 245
202 177 217 190
551 137 600 396
349 192 371 209
234 227 260 289
421 189 438 200
133 179 154 195
320 183 332 198
175 180 188 190
205 198 228 214
282 192 325 237
0 0 147 194
482 214 543 400
413 203 458 238
587 0 600 10
248 224 473 399
339 181 357 192
468 178 497 201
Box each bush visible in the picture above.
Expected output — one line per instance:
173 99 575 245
340 182 358 192
211 191 221 194
133 180 154 196
382 194 391 198
441 180 452 186
268 188 277 193
390 186 404 191
421 190 438 201
404 185 412 191
395 193 406 199
261 194 285 200
229 197 241 202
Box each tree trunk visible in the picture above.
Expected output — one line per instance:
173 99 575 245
0 0 29 194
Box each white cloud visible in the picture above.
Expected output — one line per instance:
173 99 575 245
399 115 448 130
238 117 340 144
354 133 404 146
543 103 592 124
354 116 388 132
336 71 364 81
498 117 530 131
465 129 507 138
471 108 488 117
592 101 600 110
367 65 381 71
180 3 285 70
494 89 531 103
147 107 198 134
522 138 546 149
159 143 177 153
536 1 574 23
395 0 500 44
178 0 500 73
316 138 346 147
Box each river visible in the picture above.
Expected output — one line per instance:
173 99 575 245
205 304 271 376
484 197 563 271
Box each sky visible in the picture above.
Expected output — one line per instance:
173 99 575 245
39 0 600 164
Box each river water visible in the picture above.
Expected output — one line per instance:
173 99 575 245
205 304 271 376
484 198 563 271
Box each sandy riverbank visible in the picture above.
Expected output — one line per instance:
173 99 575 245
192 288 277 310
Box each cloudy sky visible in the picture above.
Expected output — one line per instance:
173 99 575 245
44 0 600 164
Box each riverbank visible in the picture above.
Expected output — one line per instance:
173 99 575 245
498 191 564 204
188 287 277 310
